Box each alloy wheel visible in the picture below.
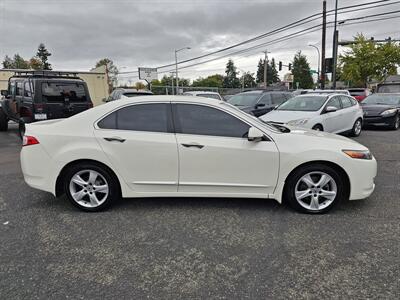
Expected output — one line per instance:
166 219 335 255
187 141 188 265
354 119 362 135
69 169 109 208
294 171 337 211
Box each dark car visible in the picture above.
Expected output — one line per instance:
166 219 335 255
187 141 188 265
106 88 153 101
361 93 400 130
227 90 293 117
0 70 93 137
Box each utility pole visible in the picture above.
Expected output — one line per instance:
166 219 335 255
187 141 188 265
321 0 327 90
332 0 339 89
174 47 191 95
263 50 270 89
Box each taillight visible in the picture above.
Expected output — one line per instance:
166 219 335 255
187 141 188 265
34 103 45 112
22 136 40 147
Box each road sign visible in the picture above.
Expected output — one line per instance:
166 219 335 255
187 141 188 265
138 67 158 82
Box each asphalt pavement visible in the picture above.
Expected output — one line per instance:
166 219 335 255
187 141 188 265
0 123 399 299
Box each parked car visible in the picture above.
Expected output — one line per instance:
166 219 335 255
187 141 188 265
227 90 293 117
361 93 400 130
0 70 93 137
376 75 400 93
348 88 370 102
182 91 224 101
260 94 363 136
106 88 153 101
21 95 376 214
305 89 351 96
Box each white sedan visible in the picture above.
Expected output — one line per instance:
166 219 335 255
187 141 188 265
261 94 364 136
21 96 376 214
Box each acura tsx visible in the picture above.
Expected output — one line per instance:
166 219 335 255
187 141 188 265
21 96 377 214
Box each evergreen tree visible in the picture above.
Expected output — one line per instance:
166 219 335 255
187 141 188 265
256 58 280 84
36 43 52 70
239 72 256 88
2 55 13 69
292 51 314 89
13 54 30 69
256 58 264 83
223 59 240 88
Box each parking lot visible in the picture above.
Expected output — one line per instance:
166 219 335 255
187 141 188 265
0 122 399 299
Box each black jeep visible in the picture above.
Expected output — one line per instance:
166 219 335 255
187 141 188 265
0 70 93 137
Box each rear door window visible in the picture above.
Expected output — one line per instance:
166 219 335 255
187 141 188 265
16 81 23 96
258 94 271 105
271 93 287 105
341 96 353 108
42 82 88 102
98 103 171 133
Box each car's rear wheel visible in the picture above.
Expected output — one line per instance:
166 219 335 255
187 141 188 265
284 164 345 214
0 108 8 132
389 114 399 130
64 163 120 212
350 118 362 137
312 124 323 131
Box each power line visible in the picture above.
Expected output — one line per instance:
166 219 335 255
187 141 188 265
119 0 399 75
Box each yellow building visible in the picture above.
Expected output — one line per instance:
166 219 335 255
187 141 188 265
0 65 109 106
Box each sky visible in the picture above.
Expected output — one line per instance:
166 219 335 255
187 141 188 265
0 0 399 84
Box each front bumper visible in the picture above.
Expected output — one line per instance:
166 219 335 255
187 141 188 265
347 156 377 200
363 114 396 126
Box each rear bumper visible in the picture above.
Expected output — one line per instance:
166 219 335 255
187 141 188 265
20 145 57 195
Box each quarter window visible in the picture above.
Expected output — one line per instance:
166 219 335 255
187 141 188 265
175 104 250 138
98 103 170 133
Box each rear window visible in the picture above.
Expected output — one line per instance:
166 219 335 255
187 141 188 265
122 92 152 97
349 89 366 96
41 82 88 102
377 85 400 93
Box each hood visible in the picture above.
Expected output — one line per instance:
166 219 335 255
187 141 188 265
361 104 399 116
260 110 318 123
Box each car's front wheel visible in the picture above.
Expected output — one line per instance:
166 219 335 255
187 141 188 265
389 114 399 130
64 163 120 212
312 124 323 131
284 164 346 214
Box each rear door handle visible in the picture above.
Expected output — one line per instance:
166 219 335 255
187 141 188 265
181 143 204 149
104 137 126 143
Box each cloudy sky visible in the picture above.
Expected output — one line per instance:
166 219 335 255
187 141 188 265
0 0 399 84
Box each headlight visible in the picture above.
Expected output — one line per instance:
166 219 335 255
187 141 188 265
287 118 309 126
342 150 372 160
381 108 397 116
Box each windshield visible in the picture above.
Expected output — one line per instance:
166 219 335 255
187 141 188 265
277 96 327 111
377 85 400 93
363 94 400 105
228 93 261 106
197 94 220 100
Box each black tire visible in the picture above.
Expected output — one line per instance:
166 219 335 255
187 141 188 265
312 124 323 131
0 108 8 132
18 121 25 139
389 114 399 130
283 163 346 214
350 118 362 137
63 163 120 212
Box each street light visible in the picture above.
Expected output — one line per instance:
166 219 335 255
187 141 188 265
175 47 191 95
308 43 321 88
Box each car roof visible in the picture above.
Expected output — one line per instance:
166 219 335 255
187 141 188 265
185 91 220 95
116 89 152 93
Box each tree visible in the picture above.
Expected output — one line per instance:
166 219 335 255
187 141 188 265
2 55 13 69
12 54 30 69
256 58 280 85
135 82 146 90
239 72 256 88
95 58 119 93
36 43 52 70
29 57 44 70
192 74 224 87
340 34 400 87
292 51 314 89
223 59 240 88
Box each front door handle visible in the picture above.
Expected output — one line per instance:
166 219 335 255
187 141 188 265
181 143 204 149
104 137 126 143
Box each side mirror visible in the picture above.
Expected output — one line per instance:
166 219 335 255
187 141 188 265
255 103 265 108
1 90 8 97
325 106 337 113
247 127 264 142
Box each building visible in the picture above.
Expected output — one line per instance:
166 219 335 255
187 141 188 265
0 65 109 106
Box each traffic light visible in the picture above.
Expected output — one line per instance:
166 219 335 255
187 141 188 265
278 61 282 71
288 63 292 71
